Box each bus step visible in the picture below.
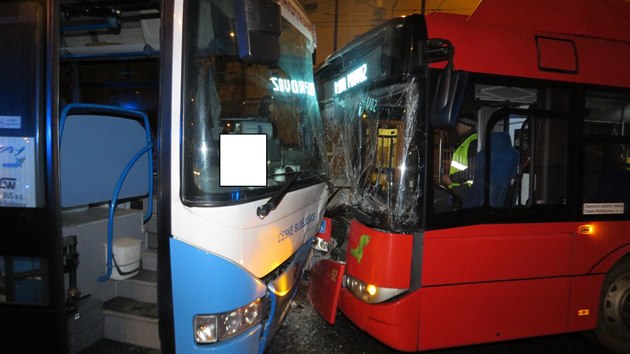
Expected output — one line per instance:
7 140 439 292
114 269 157 304
103 296 160 350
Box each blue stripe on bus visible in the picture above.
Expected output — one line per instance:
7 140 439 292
170 238 267 353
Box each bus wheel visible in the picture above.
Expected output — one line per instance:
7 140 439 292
595 258 630 354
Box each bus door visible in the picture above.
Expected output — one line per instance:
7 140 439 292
426 83 576 348
0 1 67 352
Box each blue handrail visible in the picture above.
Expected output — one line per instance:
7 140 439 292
98 143 153 282
59 103 154 282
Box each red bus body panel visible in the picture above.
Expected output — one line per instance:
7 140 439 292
419 222 600 350
339 288 421 352
572 221 630 273
345 220 413 289
422 223 573 285
568 275 604 332
419 277 571 350
425 0 630 88
307 259 345 324
327 220 628 351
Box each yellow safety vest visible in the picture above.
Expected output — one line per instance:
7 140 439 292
448 133 477 188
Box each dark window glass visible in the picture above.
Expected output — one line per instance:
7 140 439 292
433 83 569 214
582 92 630 216
0 256 49 305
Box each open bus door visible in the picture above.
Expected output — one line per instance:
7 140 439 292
0 1 67 352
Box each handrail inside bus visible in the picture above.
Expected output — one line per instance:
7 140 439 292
59 102 154 282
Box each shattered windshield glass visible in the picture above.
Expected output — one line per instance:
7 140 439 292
320 78 424 231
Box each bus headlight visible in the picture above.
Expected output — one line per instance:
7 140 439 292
194 298 263 344
194 315 218 343
223 310 243 336
344 275 407 304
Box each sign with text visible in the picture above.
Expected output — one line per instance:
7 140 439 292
270 77 315 96
333 63 367 95
0 116 21 129
320 46 382 100
583 203 625 215
0 136 36 207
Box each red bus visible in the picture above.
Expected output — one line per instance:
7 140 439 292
308 0 630 352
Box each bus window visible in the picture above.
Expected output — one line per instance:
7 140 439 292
321 81 421 231
433 120 477 211
181 0 324 204
582 92 630 215
585 93 630 137
483 113 568 208
462 129 519 209
0 256 48 305
434 83 570 213
583 143 630 209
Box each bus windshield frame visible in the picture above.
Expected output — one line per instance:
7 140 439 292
315 15 428 232
181 0 326 206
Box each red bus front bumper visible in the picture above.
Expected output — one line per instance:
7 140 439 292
338 287 421 352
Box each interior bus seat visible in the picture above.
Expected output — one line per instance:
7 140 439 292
463 132 519 208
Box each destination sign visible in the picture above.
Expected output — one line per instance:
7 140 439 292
270 77 315 97
333 63 368 95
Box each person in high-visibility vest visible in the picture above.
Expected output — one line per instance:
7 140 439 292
442 122 478 199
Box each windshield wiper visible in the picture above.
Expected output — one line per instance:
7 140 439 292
256 169 333 219
257 170 303 219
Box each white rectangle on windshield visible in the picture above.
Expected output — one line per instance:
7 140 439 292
583 203 625 215
220 134 267 187
0 116 21 129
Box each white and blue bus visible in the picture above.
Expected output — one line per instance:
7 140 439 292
0 0 328 353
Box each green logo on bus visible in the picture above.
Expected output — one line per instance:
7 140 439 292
350 234 371 264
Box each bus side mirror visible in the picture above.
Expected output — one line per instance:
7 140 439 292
234 0 281 65
430 62 468 128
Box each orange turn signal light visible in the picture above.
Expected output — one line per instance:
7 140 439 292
578 224 593 235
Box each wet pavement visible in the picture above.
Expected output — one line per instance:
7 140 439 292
82 284 614 354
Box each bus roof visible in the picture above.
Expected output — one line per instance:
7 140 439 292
426 0 630 88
